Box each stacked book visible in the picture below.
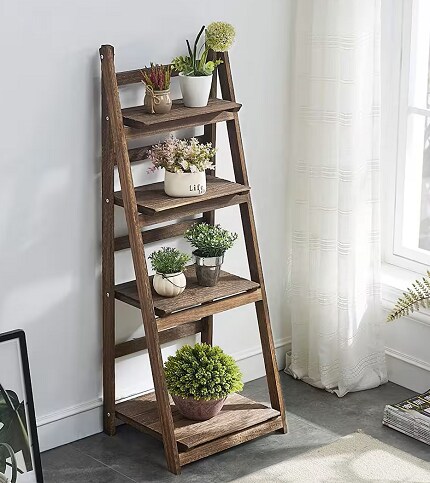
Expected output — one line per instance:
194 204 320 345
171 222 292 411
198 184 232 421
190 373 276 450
383 389 430 445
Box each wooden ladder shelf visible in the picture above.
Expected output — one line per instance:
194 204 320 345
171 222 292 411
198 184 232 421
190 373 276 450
100 44 287 475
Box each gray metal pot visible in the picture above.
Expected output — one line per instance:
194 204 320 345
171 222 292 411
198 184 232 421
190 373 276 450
193 251 224 287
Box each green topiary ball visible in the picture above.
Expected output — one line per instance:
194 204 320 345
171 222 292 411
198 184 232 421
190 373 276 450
164 343 243 401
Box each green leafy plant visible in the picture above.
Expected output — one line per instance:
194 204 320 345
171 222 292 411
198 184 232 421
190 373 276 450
387 270 430 322
148 136 216 173
164 343 243 400
140 63 172 91
172 22 235 76
149 247 190 274
0 384 32 481
184 222 238 257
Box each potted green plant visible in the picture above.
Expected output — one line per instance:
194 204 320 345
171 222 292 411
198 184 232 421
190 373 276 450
148 136 216 197
164 343 243 421
149 247 190 297
172 22 235 107
184 222 238 286
141 63 173 114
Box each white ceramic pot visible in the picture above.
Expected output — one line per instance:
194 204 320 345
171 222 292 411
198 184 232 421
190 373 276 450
164 170 206 197
153 272 186 297
179 73 213 107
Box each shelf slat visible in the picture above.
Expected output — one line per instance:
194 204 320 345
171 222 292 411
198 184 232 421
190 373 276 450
122 98 241 129
114 176 249 215
115 266 260 316
115 392 280 452
138 193 249 228
179 417 283 466
115 320 204 358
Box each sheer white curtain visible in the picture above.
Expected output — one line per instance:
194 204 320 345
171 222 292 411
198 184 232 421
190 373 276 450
286 0 387 396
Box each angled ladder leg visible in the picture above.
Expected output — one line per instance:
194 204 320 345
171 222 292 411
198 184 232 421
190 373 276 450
201 60 218 346
218 52 287 433
100 45 181 474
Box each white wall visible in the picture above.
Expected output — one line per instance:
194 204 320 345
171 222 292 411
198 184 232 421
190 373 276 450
0 1 294 450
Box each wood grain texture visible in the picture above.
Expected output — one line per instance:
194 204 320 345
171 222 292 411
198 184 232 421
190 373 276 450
138 193 249 228
115 392 280 450
124 110 236 139
218 51 287 433
114 218 204 251
156 290 262 332
122 98 241 128
179 417 283 466
101 64 116 437
201 56 218 346
115 266 260 315
100 45 181 474
114 176 249 215
116 64 179 86
115 320 204 358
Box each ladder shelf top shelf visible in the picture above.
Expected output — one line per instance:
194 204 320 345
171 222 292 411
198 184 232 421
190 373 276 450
122 98 241 137
115 265 261 316
122 98 241 129
114 176 250 215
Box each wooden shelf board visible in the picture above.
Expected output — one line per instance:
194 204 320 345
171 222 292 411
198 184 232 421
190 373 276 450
138 193 249 228
122 98 241 129
115 392 280 452
115 266 260 316
114 176 249 215
179 417 284 466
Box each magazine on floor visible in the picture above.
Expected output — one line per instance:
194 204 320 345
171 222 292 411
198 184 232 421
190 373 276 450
383 389 430 446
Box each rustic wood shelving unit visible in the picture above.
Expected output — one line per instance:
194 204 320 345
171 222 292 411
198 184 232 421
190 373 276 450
100 44 287 475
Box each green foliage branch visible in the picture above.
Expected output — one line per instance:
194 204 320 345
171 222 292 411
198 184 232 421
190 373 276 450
387 270 430 321
184 222 238 257
164 343 243 400
172 22 235 76
148 247 190 274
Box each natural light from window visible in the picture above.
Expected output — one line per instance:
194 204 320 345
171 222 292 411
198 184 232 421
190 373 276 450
396 0 430 264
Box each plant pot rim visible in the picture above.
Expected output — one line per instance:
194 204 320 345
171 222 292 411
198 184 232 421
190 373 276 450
193 250 224 266
178 72 213 78
155 271 184 277
165 169 206 174
171 394 227 403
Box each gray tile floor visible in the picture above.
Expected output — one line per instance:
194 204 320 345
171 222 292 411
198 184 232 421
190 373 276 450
41 373 430 482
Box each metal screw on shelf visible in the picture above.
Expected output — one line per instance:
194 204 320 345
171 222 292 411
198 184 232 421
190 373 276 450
105 198 110 203
100 54 104 60
106 292 110 298
105 116 109 121
107 412 111 417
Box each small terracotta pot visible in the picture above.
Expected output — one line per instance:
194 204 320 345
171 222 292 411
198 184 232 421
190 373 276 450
144 87 172 114
172 394 226 421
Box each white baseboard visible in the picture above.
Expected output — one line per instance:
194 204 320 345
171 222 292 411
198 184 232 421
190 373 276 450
37 336 291 452
385 347 430 393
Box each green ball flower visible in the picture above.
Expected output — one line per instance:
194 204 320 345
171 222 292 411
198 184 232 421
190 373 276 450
205 22 235 52
164 343 243 401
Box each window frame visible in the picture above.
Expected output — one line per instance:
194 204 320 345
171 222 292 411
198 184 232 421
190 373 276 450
382 0 430 277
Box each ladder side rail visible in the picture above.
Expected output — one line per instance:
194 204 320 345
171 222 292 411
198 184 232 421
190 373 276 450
201 50 218 346
218 51 287 432
99 45 181 473
101 64 116 436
